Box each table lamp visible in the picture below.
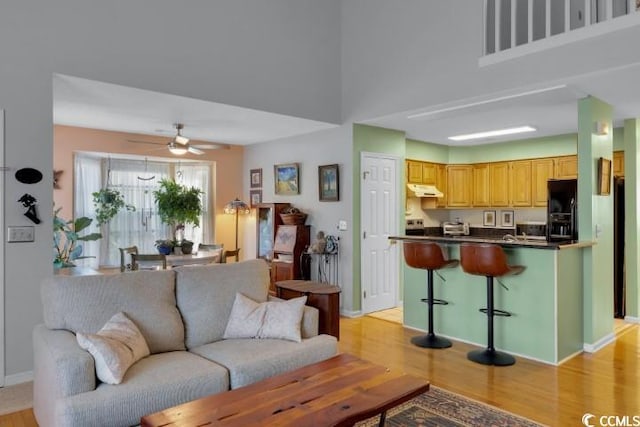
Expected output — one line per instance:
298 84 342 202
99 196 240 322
223 197 251 262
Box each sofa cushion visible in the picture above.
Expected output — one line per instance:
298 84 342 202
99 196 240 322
223 293 307 342
54 351 229 427
76 312 150 385
189 335 338 389
175 260 270 349
42 270 185 354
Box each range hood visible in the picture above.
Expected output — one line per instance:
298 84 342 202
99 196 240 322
407 183 444 198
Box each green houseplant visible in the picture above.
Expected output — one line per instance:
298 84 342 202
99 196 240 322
53 207 102 269
153 179 203 254
92 188 135 226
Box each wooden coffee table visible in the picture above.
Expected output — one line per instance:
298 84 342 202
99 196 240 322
140 353 429 426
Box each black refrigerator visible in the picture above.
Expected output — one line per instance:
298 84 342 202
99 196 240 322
547 179 578 242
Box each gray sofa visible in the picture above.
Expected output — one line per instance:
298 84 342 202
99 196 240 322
33 259 338 427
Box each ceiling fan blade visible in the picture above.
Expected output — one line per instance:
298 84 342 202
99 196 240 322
187 146 205 155
174 135 189 145
191 142 230 150
127 139 164 146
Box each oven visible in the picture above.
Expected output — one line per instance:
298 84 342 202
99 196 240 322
405 219 425 236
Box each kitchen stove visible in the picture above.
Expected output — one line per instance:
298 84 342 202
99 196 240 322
405 218 425 236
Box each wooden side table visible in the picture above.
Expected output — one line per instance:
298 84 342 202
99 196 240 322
275 280 341 340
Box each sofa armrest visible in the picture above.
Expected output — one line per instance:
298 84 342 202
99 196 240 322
268 295 319 338
33 324 96 402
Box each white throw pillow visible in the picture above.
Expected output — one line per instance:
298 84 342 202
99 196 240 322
222 293 267 339
76 312 150 385
223 293 307 343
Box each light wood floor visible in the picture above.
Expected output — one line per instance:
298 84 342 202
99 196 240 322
2 316 638 427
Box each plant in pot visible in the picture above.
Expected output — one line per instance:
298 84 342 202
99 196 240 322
153 178 203 254
154 239 175 255
92 188 136 226
53 206 102 269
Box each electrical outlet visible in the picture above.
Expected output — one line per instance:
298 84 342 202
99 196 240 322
338 220 348 231
7 226 35 242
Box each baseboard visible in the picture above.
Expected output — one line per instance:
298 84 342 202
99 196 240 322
340 309 362 318
5 371 33 387
624 315 640 324
583 332 616 353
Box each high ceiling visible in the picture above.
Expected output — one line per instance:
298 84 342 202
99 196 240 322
54 59 640 148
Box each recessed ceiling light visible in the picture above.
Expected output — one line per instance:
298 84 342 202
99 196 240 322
448 126 537 141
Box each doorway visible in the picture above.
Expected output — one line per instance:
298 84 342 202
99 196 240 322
360 152 400 314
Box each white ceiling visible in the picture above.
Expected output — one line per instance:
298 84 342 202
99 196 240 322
54 60 640 148
53 74 339 146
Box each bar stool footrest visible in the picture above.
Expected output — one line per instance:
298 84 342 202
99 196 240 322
467 348 515 366
479 308 512 317
420 298 449 305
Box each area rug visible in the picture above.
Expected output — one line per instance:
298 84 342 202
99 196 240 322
0 381 33 416
356 386 544 427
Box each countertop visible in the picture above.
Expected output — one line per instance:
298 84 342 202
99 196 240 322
389 235 595 250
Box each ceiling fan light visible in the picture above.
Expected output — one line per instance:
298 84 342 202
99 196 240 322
174 135 189 145
168 144 188 155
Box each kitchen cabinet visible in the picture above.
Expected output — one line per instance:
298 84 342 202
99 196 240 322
436 164 447 207
613 151 624 176
422 162 437 185
532 158 555 207
472 163 490 207
489 162 510 207
555 155 578 179
407 160 423 183
446 165 473 207
510 160 532 207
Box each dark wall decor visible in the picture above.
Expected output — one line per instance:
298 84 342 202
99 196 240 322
318 164 339 201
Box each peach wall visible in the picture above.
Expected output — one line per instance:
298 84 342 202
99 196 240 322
53 125 245 256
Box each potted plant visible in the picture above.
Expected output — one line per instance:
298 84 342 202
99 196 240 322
53 207 102 269
153 179 203 253
154 239 175 255
92 188 135 226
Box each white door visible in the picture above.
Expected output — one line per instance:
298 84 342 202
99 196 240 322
361 152 400 314
0 110 5 386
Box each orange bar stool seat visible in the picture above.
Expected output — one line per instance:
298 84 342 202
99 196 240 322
404 241 459 349
460 243 525 366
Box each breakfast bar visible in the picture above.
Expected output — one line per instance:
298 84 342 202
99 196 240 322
390 235 595 365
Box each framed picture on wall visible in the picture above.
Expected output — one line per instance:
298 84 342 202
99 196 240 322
597 157 612 195
500 210 514 227
274 163 300 195
250 168 262 188
483 210 496 227
318 164 339 201
250 189 262 208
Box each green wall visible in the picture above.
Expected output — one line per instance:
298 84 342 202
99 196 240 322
352 124 406 312
578 96 614 344
624 119 640 319
406 138 448 163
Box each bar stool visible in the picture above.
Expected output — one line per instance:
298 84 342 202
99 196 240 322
403 242 459 349
460 243 525 366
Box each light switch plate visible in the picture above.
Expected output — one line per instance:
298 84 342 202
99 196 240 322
338 220 348 231
7 226 35 242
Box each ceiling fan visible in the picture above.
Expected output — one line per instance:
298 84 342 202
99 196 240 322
128 123 227 155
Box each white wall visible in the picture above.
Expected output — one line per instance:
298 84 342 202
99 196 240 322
0 0 342 379
243 126 355 312
341 0 640 121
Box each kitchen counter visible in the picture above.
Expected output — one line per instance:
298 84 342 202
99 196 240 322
393 234 591 364
389 235 595 250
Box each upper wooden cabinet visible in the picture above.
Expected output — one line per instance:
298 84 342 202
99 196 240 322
446 165 473 207
489 162 510 207
613 151 624 176
510 160 532 207
407 160 422 183
531 158 555 207
422 162 437 185
472 163 490 207
555 155 578 179
436 164 447 208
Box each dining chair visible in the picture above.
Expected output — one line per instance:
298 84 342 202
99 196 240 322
119 246 139 272
198 244 225 263
131 253 167 271
223 248 241 263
